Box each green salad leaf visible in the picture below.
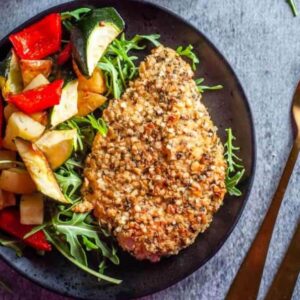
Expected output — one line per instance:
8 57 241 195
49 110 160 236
176 44 200 70
32 204 121 284
44 229 121 284
224 128 245 196
55 165 82 202
0 234 24 257
195 78 223 93
61 7 92 30
55 114 108 203
98 33 161 98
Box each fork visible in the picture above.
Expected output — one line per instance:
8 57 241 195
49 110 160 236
226 81 300 300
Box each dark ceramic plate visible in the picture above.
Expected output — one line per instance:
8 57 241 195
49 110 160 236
0 1 256 299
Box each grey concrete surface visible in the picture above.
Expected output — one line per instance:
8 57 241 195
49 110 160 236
0 0 299 299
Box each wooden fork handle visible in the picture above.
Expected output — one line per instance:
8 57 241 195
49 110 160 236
265 221 300 300
226 142 300 300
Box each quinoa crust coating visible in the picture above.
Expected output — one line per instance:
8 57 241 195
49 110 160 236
80 46 227 262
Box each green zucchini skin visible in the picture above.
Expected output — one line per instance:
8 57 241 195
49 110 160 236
0 51 16 79
71 7 125 77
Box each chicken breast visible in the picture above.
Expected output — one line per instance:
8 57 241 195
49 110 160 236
80 46 227 262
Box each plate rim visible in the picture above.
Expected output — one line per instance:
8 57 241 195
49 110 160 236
0 0 257 299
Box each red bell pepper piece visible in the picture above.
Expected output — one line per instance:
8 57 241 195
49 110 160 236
9 13 62 60
57 42 72 66
7 79 64 114
0 208 51 251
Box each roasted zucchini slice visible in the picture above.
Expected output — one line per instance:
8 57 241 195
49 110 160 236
71 7 125 76
36 129 76 169
15 138 70 204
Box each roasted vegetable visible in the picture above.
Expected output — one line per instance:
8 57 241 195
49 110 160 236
9 13 62 60
20 59 52 86
8 79 64 114
3 103 19 121
3 112 45 151
30 111 48 127
57 42 72 65
0 208 51 251
0 190 16 209
36 129 76 169
20 193 44 225
73 60 106 94
50 80 78 127
0 168 37 194
24 74 49 91
77 90 106 116
3 103 48 126
71 7 125 76
1 50 23 99
15 138 70 204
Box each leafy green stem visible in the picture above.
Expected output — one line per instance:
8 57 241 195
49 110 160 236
176 45 200 70
44 230 121 284
195 78 223 93
287 0 298 16
224 128 245 196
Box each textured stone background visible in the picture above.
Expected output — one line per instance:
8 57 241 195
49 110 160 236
0 0 299 299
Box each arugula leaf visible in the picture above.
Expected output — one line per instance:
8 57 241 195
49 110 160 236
52 209 119 265
287 0 298 16
61 7 92 30
99 33 161 98
55 166 82 201
58 120 84 152
58 115 108 153
72 115 108 137
99 58 123 99
44 230 121 284
195 78 223 93
61 8 91 20
224 128 245 196
98 260 107 275
132 34 161 47
176 45 200 70
23 224 47 239
41 207 120 283
0 234 24 257
83 236 98 251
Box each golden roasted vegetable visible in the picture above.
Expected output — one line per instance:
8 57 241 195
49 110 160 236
20 193 44 225
36 129 76 169
4 104 48 126
73 60 106 94
20 59 52 86
77 90 107 116
50 80 78 127
0 150 16 169
24 73 49 91
15 138 70 204
30 111 48 126
0 168 37 194
3 112 45 151
1 50 23 99
3 104 19 121
0 190 16 209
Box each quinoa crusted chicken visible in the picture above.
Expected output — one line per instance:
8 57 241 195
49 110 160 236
79 46 227 262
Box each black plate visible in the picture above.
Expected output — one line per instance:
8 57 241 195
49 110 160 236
0 1 256 299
